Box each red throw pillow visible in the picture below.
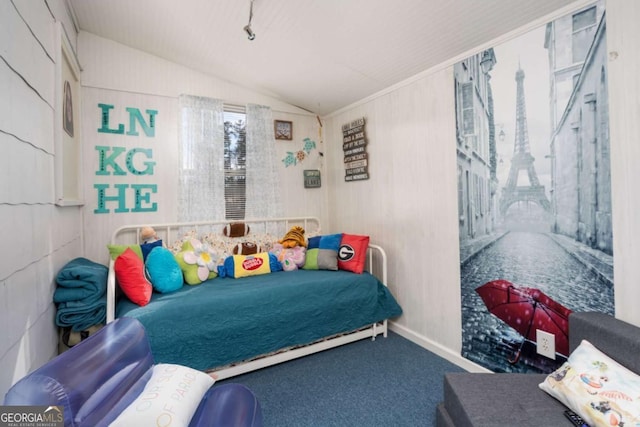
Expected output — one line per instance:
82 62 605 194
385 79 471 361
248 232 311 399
337 234 370 274
114 247 152 306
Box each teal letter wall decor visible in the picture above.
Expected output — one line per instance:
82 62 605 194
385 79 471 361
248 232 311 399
95 103 159 214
97 103 125 134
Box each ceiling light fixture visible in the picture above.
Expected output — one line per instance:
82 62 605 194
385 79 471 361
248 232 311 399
244 0 256 40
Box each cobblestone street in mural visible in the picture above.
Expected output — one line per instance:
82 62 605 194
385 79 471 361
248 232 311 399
460 231 613 373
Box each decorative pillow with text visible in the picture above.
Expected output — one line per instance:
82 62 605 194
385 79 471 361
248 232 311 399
109 363 214 427
539 339 640 427
218 252 282 278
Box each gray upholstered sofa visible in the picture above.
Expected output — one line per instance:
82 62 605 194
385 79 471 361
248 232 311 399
437 312 640 426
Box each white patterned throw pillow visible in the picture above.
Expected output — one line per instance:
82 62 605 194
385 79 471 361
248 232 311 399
539 339 640 427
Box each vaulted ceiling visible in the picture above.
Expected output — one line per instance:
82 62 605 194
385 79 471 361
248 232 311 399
69 0 581 115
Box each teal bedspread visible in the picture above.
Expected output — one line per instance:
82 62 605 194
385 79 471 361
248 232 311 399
116 269 402 371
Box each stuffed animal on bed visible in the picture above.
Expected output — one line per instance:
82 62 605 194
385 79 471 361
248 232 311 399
223 222 250 238
279 226 307 248
232 242 260 256
140 226 162 260
270 243 306 271
140 226 158 243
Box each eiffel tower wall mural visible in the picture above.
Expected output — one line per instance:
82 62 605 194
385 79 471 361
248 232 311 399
455 0 613 374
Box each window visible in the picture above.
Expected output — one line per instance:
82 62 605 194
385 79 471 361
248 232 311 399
474 173 481 217
572 6 597 63
461 82 475 137
224 109 246 220
458 166 464 220
55 22 83 206
178 97 281 222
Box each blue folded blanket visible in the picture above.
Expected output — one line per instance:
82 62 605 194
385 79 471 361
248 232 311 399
54 257 108 301
56 300 107 332
54 258 108 331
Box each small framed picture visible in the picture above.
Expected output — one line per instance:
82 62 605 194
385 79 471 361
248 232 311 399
274 120 293 140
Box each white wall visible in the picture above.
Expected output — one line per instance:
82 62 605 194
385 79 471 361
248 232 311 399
323 0 640 369
0 0 83 397
607 0 640 328
78 33 329 265
324 70 469 366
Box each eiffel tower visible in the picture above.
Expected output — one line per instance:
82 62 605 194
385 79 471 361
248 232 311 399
500 67 551 217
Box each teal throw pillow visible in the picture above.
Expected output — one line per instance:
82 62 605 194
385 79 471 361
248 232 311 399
145 246 183 293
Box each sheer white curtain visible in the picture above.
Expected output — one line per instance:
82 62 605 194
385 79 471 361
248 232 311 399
177 95 225 222
245 104 283 221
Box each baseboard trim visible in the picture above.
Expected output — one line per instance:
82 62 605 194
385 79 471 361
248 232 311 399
389 322 491 373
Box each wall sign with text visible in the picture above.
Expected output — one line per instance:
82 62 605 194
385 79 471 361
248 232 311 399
303 169 321 188
342 117 369 182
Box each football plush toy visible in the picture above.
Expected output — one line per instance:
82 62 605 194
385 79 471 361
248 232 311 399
223 222 250 238
279 226 307 248
233 242 260 256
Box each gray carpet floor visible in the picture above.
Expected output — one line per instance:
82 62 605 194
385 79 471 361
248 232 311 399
216 331 465 427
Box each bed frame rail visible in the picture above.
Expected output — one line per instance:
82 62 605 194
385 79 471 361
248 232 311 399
212 321 388 380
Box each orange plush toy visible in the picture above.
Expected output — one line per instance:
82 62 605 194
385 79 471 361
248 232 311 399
278 226 307 248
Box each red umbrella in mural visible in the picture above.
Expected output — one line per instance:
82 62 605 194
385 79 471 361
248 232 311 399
476 279 572 363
